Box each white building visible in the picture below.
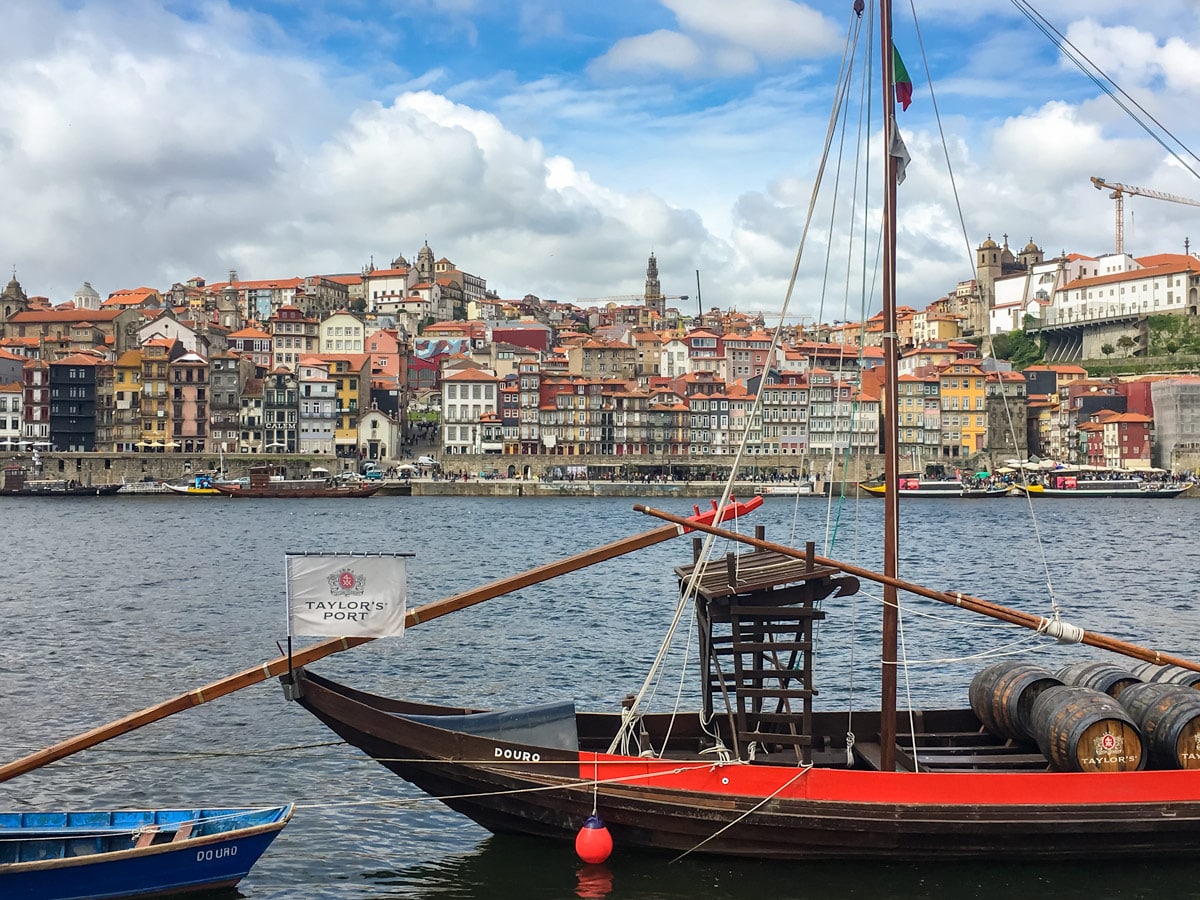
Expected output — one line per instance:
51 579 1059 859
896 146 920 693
441 368 500 455
319 311 366 354
989 253 1097 333
357 407 402 463
0 381 21 449
661 337 690 378
297 358 337 455
1039 252 1198 328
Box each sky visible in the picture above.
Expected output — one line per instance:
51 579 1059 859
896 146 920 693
2 0 1200 323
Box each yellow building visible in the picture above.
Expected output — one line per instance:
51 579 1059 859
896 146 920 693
139 338 177 449
314 353 370 455
938 360 987 456
113 349 143 452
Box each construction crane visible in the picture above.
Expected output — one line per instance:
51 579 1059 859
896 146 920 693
1090 176 1200 255
577 294 688 305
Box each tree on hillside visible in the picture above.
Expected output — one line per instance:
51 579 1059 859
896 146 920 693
1101 343 1115 358
991 317 1045 369
1117 335 1136 356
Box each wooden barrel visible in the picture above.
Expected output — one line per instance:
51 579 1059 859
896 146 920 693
1131 662 1200 688
1117 682 1200 770
969 662 1062 742
1055 662 1141 698
1030 685 1145 772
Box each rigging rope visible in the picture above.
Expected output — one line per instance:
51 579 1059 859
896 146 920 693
897 0 1066 624
608 6 867 758
1010 0 1200 180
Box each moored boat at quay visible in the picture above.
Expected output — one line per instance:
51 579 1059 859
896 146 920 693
1013 467 1192 499
754 482 818 497
859 474 1011 499
214 465 381 499
1 465 121 497
162 473 229 496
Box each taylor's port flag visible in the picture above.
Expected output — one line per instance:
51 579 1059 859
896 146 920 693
286 553 410 638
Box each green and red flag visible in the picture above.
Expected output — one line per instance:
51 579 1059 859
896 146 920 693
893 45 912 111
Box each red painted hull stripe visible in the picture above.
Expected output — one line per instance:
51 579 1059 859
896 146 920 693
578 753 1200 805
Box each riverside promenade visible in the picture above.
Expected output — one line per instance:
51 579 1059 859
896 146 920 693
398 477 839 499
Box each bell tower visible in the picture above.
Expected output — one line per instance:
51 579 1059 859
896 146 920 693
644 253 664 315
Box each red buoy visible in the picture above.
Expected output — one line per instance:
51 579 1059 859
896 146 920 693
575 814 613 864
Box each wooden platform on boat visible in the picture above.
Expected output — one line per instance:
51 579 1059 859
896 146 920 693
674 544 844 598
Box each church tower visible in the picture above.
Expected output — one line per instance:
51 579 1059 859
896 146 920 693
1018 238 1044 269
1 271 29 323
644 253 664 315
417 241 435 282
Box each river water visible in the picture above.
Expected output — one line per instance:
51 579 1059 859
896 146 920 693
3 493 1200 899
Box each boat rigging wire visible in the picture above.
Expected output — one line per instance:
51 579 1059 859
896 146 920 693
894 0 1070 624
1009 0 1200 181
607 6 868 758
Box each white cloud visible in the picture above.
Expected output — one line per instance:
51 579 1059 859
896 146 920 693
663 0 840 60
590 0 839 78
3 0 1200 330
590 30 706 78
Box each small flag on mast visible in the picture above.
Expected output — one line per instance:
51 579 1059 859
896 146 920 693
889 116 911 185
893 45 913 111
286 553 409 638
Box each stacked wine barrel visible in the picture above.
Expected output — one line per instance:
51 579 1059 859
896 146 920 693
1120 666 1200 770
969 660 1200 772
969 662 1062 743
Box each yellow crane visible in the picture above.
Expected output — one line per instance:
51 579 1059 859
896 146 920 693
1090 175 1200 255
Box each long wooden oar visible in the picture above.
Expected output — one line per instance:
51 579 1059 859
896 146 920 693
0 497 763 784
636 502 1200 673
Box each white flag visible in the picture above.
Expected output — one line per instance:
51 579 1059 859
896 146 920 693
889 115 910 185
286 554 407 638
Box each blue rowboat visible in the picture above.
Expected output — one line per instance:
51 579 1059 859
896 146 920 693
0 803 293 899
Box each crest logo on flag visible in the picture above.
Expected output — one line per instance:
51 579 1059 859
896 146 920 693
328 568 366 596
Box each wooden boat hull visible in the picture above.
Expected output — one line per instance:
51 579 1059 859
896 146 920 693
0 804 292 899
292 669 1200 860
214 484 381 498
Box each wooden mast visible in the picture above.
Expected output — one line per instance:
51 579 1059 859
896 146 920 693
0 498 762 785
878 0 901 772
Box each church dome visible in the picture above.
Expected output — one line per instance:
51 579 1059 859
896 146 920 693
1023 239 1040 253
980 235 998 250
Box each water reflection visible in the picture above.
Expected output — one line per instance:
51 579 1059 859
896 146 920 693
355 832 1200 900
